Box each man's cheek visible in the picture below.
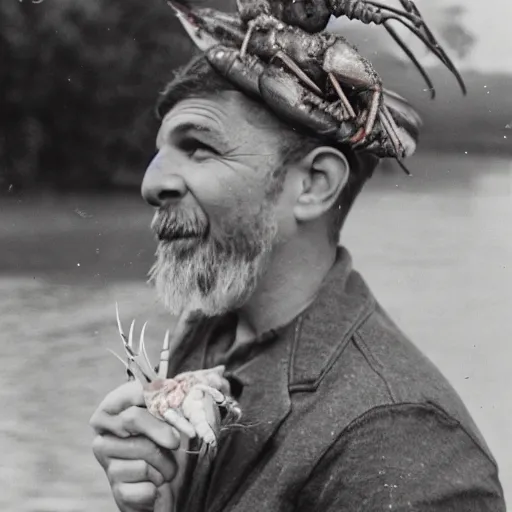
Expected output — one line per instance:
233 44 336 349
202 197 248 233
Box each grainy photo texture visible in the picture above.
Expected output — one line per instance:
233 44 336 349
1 1 510 511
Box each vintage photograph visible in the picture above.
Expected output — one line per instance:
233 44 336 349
1 0 510 510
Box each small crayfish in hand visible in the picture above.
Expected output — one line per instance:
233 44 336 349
110 304 242 459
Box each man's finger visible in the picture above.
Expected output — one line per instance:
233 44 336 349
91 405 181 450
94 435 177 481
120 406 181 450
107 459 166 487
90 380 145 426
155 482 175 512
114 482 157 511
90 409 133 438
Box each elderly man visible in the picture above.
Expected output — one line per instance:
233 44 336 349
90 51 506 512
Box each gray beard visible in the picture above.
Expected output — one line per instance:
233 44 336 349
148 204 278 317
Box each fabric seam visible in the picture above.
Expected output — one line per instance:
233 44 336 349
297 401 501 505
353 329 398 403
289 296 376 392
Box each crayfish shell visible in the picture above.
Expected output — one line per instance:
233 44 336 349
143 370 239 457
144 378 193 419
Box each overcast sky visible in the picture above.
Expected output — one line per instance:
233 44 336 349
330 0 512 74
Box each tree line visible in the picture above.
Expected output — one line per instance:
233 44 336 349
0 0 199 192
1 1 508 193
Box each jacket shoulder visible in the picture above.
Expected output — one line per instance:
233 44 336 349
345 302 494 460
296 402 506 512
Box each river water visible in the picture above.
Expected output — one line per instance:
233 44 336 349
1 152 510 510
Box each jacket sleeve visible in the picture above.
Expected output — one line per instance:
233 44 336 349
296 403 506 512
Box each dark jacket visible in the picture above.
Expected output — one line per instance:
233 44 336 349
173 248 505 512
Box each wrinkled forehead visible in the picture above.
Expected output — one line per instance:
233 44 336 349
160 91 285 151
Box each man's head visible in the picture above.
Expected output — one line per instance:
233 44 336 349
142 54 378 317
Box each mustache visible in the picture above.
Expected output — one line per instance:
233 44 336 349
151 207 208 241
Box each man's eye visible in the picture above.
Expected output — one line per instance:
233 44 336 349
182 139 219 159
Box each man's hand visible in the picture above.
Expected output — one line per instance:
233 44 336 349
90 381 181 512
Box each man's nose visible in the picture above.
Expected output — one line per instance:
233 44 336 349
141 153 189 207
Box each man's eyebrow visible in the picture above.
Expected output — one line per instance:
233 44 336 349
159 121 231 151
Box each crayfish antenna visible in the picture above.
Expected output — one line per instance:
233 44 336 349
396 158 412 176
383 22 435 100
389 16 466 95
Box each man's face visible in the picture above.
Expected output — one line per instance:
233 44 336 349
142 91 289 317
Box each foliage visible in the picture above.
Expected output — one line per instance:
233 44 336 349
0 1 508 193
438 6 476 60
0 0 195 191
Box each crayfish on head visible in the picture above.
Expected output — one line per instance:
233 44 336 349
234 0 466 98
168 0 463 173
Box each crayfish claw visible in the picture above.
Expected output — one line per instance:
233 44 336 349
158 329 171 379
156 308 206 379
115 302 127 343
112 305 158 383
258 64 356 144
138 321 155 375
272 51 323 97
349 127 366 145
127 319 135 353
202 440 217 462
206 45 266 100
193 384 226 405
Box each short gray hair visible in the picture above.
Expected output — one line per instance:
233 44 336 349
157 53 377 245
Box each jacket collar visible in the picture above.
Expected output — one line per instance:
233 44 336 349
228 247 375 388
201 247 375 512
288 246 375 390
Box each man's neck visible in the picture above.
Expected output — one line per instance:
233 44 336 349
233 239 338 345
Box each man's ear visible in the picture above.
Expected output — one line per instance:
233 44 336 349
293 146 350 222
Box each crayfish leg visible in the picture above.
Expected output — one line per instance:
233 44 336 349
182 389 220 453
240 13 281 58
259 64 356 143
271 51 323 97
378 105 404 158
193 384 226 405
364 87 382 141
207 46 265 100
327 73 356 119
162 408 196 439
349 87 382 146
